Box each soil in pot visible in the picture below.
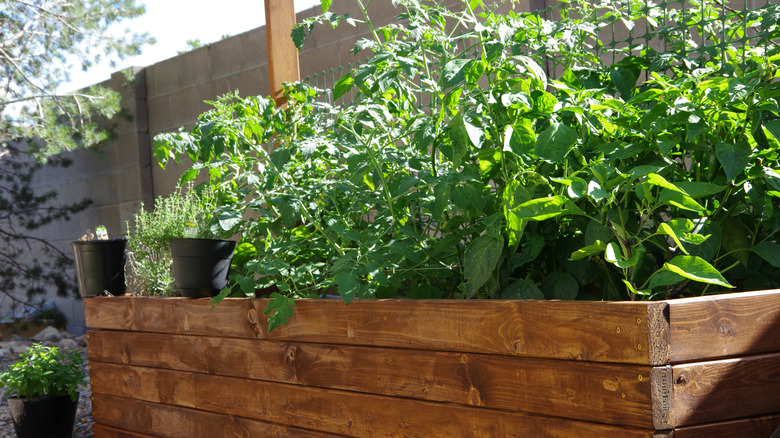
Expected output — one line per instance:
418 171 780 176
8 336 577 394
170 238 236 298
71 238 127 297
7 394 79 438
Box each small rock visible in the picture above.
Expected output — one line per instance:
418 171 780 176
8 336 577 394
58 338 79 350
10 345 28 355
32 326 61 342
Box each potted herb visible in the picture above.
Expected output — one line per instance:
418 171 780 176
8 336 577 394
126 184 236 298
0 343 85 438
70 225 127 297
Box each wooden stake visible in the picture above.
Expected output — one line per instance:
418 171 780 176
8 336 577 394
265 0 301 106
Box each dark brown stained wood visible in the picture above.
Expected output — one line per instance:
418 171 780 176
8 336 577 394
670 352 780 427
87 330 655 428
671 414 780 438
84 296 655 364
668 289 780 363
93 424 155 438
90 362 658 438
92 394 338 438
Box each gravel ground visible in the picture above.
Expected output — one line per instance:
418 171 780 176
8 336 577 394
0 332 93 438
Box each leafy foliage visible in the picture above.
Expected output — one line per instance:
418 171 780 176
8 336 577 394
0 343 86 401
125 184 220 296
155 0 780 330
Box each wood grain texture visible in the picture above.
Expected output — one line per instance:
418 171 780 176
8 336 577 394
93 394 337 438
668 289 780 363
90 362 658 438
84 296 654 364
87 330 654 428
93 424 155 438
650 366 673 430
265 0 300 105
671 352 780 427
672 414 780 438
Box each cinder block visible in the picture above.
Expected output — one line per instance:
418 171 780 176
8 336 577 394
210 37 244 79
168 86 205 127
228 67 268 97
146 58 184 96
180 48 212 86
146 95 173 135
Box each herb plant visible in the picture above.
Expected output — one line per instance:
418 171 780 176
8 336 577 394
125 183 219 296
154 0 780 330
0 343 85 401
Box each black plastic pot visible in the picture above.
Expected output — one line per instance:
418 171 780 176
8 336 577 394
170 238 236 298
7 394 79 438
71 238 127 297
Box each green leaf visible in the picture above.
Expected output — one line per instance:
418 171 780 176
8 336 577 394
674 182 726 198
333 74 354 100
464 235 504 298
657 219 694 254
715 141 751 182
604 242 640 268
541 271 578 300
264 293 296 332
448 113 470 168
663 255 733 288
335 271 361 304
442 59 471 88
646 173 687 194
570 241 606 261
751 241 780 268
764 119 780 143
502 277 545 299
512 196 571 221
535 121 577 163
218 211 242 231
658 190 705 212
648 270 686 290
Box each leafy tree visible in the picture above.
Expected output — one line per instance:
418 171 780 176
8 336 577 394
0 0 153 307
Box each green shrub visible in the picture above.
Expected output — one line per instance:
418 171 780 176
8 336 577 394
0 343 85 401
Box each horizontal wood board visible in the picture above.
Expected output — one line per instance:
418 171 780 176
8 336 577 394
87 330 655 428
92 394 336 438
670 352 780 427
670 413 780 438
84 296 661 364
668 289 780 363
89 362 660 438
93 424 156 438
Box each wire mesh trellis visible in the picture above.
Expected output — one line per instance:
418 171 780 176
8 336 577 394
302 0 777 107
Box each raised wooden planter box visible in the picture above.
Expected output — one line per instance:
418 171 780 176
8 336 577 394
84 290 780 437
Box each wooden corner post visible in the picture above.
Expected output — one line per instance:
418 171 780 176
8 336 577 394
265 0 301 106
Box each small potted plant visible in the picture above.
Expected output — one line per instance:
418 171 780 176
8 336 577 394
70 225 127 297
0 343 86 438
126 184 236 298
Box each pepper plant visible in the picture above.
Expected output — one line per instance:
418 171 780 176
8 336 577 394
154 0 780 330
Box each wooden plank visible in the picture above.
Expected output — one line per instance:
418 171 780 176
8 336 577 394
265 0 300 105
87 330 655 428
93 424 155 438
90 362 659 438
84 296 659 364
672 414 780 438
93 394 337 438
668 289 780 363
670 352 780 427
